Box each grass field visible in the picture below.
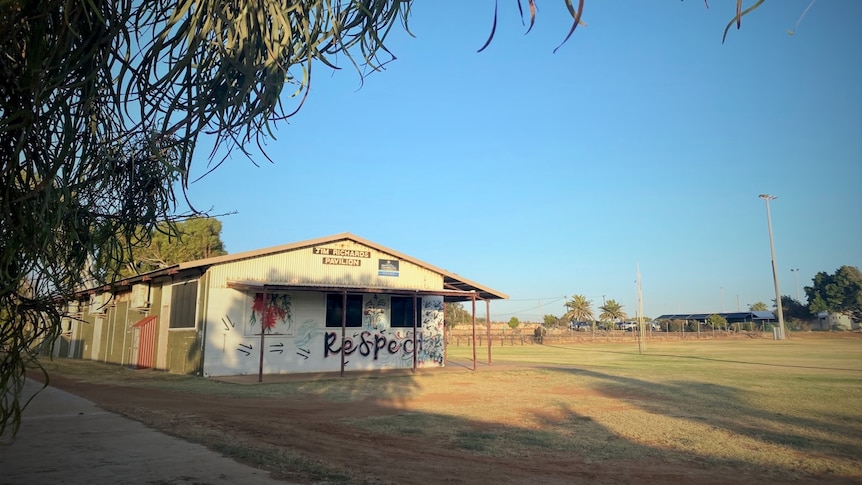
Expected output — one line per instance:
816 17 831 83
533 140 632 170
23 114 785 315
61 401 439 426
35 333 862 484
450 336 861 461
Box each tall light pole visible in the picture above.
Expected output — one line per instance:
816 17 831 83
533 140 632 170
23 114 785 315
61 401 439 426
791 268 800 302
759 194 786 340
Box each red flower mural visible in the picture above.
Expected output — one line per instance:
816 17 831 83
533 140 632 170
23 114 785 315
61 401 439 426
250 293 292 333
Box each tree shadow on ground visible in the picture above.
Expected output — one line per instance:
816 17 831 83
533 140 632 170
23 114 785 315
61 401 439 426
33 355 862 485
537 343 862 458
546 365 862 459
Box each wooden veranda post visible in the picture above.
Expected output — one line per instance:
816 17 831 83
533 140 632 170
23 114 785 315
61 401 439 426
486 299 492 364
258 287 267 383
340 290 347 377
471 294 477 371
412 293 418 373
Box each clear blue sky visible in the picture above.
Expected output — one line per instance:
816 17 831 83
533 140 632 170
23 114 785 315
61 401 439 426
184 1 862 322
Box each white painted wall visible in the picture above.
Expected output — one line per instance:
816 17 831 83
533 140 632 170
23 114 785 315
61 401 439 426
201 289 445 377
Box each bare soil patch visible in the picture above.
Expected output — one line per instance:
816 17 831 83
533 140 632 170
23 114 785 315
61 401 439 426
29 335 862 484
36 373 742 485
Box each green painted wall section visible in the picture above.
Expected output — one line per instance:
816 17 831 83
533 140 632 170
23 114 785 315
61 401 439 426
101 301 134 366
60 275 203 376
74 316 94 359
161 277 204 376
165 330 201 375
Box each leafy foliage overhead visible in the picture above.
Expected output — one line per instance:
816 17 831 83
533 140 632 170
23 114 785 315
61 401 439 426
0 0 414 438
478 0 771 52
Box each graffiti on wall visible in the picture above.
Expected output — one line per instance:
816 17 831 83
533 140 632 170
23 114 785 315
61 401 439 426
294 319 319 360
218 312 251 356
322 297 445 368
363 294 387 330
249 293 293 335
421 298 444 327
418 298 444 365
417 332 444 366
324 330 422 364
225 293 445 370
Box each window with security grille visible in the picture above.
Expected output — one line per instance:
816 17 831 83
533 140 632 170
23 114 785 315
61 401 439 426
169 280 198 329
325 293 363 327
390 296 422 328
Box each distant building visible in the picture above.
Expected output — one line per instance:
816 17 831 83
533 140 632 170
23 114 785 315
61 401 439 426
654 311 776 326
813 312 856 331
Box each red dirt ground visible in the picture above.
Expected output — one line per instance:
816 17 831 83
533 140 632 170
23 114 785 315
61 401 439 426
34 354 861 485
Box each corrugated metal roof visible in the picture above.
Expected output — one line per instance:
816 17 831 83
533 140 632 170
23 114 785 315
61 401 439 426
226 280 482 302
655 311 776 321
100 233 508 301
751 311 777 320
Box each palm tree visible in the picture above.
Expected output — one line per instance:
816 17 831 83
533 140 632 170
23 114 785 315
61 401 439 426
599 299 628 329
563 294 594 335
562 294 594 324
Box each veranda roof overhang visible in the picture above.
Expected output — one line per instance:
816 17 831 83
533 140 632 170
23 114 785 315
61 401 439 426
226 280 487 302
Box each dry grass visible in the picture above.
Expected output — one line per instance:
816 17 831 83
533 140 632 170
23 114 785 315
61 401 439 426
440 335 862 473
36 333 862 483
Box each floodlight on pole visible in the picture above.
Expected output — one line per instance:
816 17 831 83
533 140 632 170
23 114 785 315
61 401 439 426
759 194 786 340
791 268 800 302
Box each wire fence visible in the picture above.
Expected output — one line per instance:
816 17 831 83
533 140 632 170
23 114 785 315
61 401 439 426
445 328 773 347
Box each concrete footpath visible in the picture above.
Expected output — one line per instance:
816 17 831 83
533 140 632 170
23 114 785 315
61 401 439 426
0 379 287 485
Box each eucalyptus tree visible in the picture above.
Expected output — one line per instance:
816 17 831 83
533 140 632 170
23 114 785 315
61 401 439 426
444 302 472 328
0 0 416 438
749 302 769 312
117 217 228 277
806 266 862 323
0 0 779 437
707 313 728 333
